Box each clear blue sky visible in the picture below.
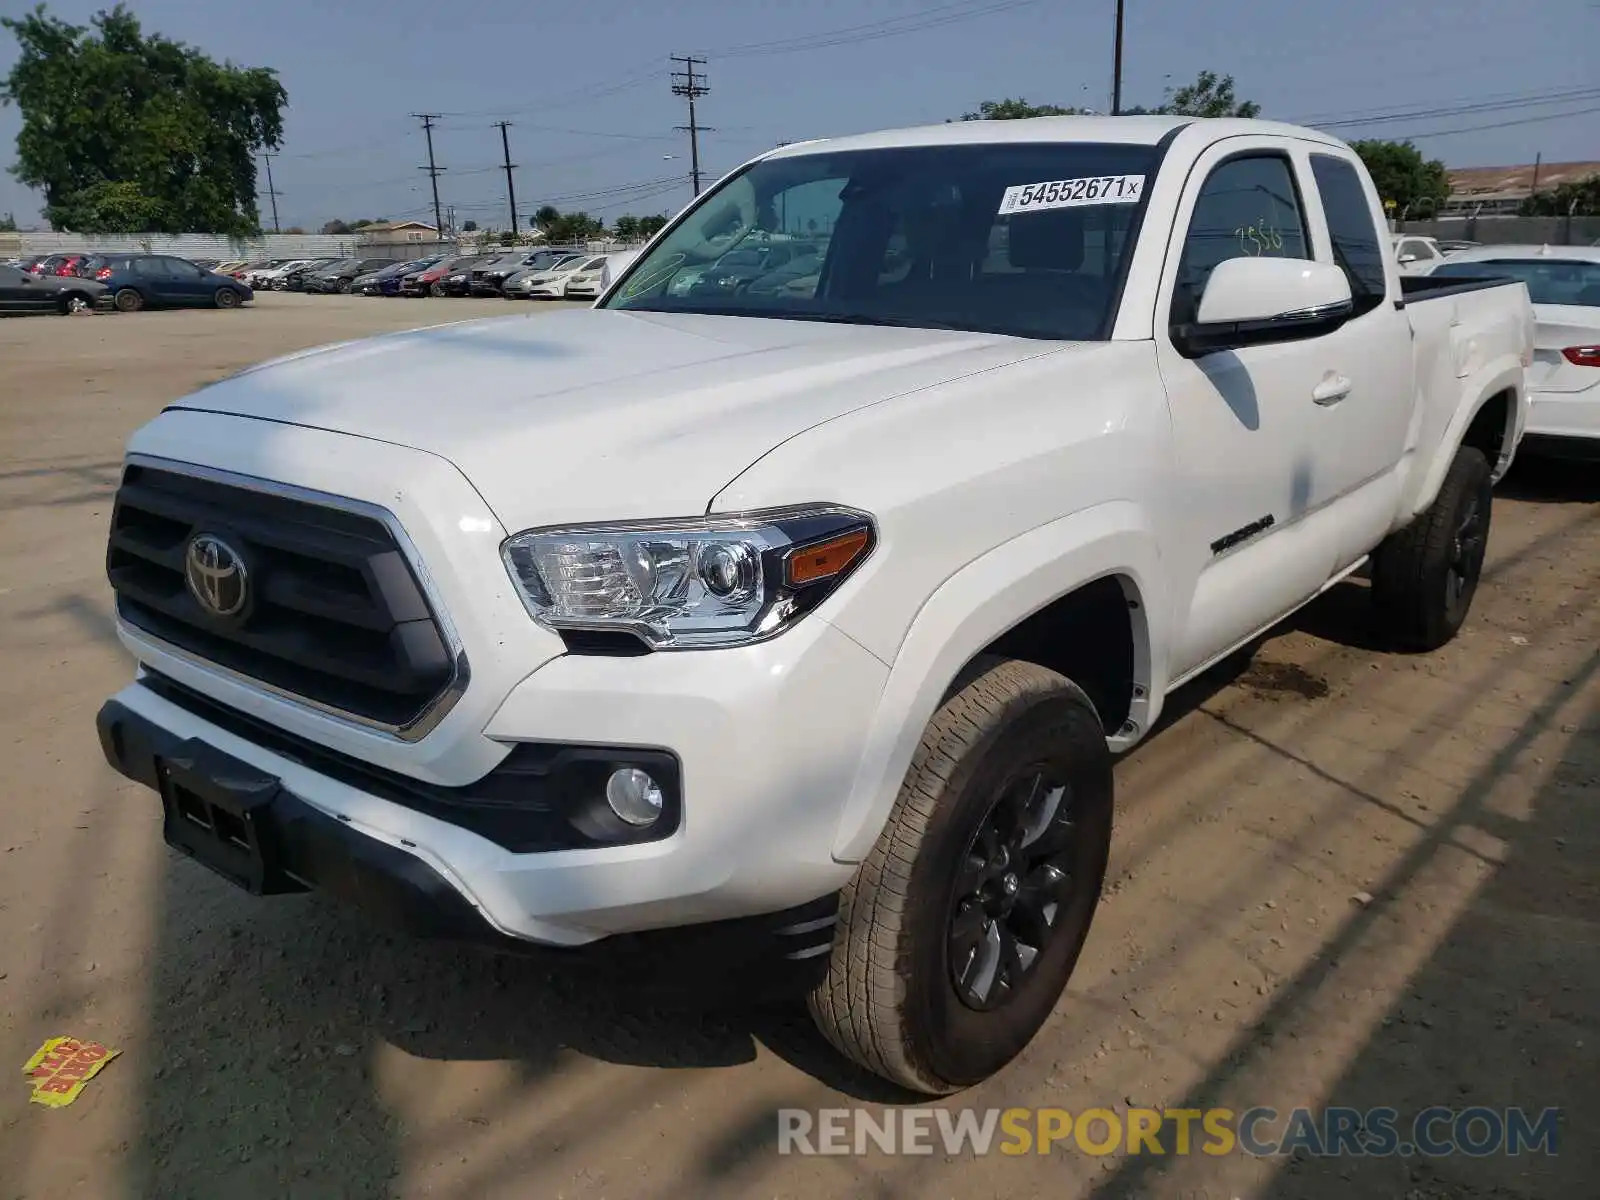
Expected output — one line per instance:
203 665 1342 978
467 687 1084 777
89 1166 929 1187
1 0 1595 231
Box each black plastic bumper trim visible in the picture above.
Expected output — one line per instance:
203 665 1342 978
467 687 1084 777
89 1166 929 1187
96 697 838 994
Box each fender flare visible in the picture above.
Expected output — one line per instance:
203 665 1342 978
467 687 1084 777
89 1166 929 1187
1412 358 1525 515
828 500 1164 863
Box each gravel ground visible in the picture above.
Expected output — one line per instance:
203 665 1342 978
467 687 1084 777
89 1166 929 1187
0 292 1595 1200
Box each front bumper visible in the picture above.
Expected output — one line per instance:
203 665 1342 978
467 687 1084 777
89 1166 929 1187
97 691 840 992
104 602 884 956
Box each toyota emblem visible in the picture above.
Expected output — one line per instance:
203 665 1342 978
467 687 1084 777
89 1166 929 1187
184 533 250 618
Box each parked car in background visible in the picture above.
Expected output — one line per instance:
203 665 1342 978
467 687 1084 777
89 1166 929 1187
1391 234 1445 273
83 253 254 311
469 251 549 296
1423 244 1600 460
0 263 112 315
1435 240 1482 255
561 254 616 300
503 254 586 297
439 256 496 297
522 255 595 298
274 259 339 291
34 253 91 278
189 259 222 271
216 261 248 276
373 257 441 295
350 261 405 295
228 260 275 281
246 259 315 288
305 258 393 294
17 254 53 274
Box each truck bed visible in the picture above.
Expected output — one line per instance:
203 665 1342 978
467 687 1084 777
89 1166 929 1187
1397 273 1524 306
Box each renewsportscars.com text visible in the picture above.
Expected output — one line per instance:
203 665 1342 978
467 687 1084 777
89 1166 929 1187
777 1105 1561 1158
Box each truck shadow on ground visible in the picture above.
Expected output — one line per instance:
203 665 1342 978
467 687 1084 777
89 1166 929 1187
1090 641 1599 1200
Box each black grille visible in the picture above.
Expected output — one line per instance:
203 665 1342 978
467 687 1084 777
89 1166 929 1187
107 465 457 729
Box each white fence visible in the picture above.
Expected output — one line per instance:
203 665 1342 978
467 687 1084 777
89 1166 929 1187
15 232 361 260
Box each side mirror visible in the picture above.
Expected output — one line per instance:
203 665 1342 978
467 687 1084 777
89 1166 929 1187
1173 257 1354 358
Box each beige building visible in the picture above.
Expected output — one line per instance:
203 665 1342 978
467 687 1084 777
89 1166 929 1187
1443 161 1600 216
354 220 441 247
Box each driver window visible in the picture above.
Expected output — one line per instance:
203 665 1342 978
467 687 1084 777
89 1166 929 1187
1171 154 1309 326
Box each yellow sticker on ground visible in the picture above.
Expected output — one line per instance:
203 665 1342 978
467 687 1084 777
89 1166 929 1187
23 1036 120 1108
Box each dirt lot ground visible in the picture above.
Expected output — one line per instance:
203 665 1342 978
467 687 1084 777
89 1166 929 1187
1 293 1595 1200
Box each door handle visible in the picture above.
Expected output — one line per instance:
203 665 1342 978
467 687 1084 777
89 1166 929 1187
1312 373 1352 405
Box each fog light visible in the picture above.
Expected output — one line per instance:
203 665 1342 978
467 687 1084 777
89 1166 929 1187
605 767 664 827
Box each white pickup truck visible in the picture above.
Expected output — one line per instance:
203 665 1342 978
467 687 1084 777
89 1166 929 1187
97 116 1533 1094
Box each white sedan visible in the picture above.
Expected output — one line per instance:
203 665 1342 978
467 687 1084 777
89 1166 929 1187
558 255 613 300
1422 244 1600 459
519 256 597 299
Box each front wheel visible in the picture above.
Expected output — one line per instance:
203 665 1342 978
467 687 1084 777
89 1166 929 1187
429 282 446 297
214 287 240 309
1370 445 1492 651
113 287 144 313
808 657 1113 1094
59 291 92 315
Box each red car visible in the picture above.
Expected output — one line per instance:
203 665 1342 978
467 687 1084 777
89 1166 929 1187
35 253 92 278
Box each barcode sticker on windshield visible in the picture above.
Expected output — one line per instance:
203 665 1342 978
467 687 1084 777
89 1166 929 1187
997 175 1145 215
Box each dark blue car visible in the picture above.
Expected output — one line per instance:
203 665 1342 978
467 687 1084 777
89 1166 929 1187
82 253 254 312
377 257 441 295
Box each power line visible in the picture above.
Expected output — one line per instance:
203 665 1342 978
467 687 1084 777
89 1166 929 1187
1387 102 1600 141
411 113 446 234
671 55 711 197
707 0 1043 58
259 152 283 234
494 120 519 236
1310 87 1600 131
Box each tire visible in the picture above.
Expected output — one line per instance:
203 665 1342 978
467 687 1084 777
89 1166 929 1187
59 291 92 315
808 657 1114 1094
429 282 446 297
214 287 240 309
338 279 353 293
1370 444 1492 652
113 287 144 313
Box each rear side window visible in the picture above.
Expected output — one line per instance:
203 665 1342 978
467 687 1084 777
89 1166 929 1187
1171 154 1310 326
1310 154 1387 316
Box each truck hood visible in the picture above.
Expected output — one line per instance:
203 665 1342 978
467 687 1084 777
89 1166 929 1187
170 307 1071 530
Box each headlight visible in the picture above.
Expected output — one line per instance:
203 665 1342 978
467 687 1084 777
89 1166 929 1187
501 504 874 649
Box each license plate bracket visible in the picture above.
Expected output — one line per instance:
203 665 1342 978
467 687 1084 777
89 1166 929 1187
156 739 301 895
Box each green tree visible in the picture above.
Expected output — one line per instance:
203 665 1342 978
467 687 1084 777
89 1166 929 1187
1160 70 1259 118
959 70 1259 123
1 4 287 234
959 98 1078 121
461 218 478 232
613 214 642 241
1521 174 1600 217
1350 139 1449 215
637 214 669 239
321 219 351 235
533 204 561 233
0 211 16 231
546 210 602 243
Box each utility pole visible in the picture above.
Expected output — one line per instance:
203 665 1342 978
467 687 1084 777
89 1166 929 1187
1111 0 1126 116
493 120 519 236
670 55 712 196
411 113 446 235
260 152 283 233
1530 151 1542 200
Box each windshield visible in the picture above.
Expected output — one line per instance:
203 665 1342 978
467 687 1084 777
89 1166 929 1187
1431 258 1600 307
602 141 1156 339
